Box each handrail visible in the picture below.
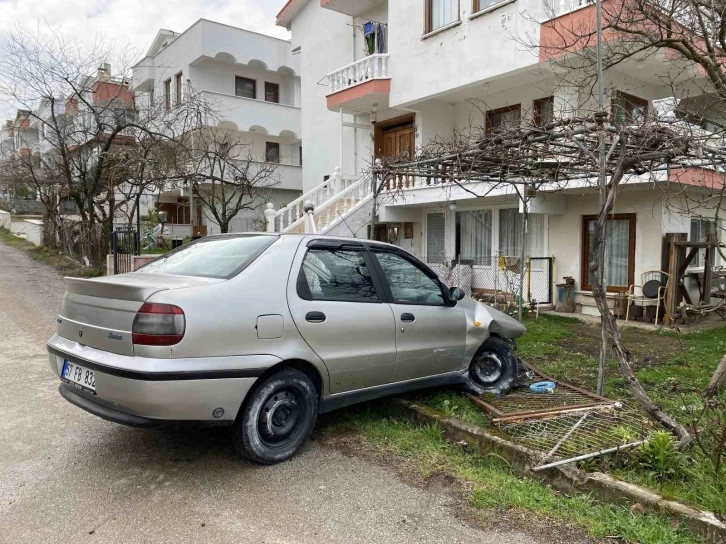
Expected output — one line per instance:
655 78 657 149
326 53 390 78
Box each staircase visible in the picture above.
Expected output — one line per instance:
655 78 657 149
264 167 374 236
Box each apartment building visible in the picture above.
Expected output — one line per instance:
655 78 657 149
132 19 303 236
275 0 724 314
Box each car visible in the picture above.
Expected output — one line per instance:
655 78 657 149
47 233 527 464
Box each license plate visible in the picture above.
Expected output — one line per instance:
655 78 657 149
61 360 96 394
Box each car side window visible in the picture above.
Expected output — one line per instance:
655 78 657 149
297 249 379 303
373 251 445 306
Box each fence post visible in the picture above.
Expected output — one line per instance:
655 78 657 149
527 256 532 303
264 203 277 233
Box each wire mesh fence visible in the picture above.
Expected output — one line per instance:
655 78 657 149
427 255 554 307
468 366 655 471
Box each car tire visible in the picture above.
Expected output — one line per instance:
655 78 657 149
232 368 318 465
463 336 519 396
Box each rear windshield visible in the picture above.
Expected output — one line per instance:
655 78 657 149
136 235 277 279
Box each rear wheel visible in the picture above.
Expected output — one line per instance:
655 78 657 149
232 368 318 465
463 336 519 396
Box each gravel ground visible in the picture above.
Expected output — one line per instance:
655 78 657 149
0 241 548 544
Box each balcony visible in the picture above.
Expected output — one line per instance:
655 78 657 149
131 57 155 92
326 54 391 112
320 0 384 18
267 162 302 191
200 91 301 139
541 0 592 21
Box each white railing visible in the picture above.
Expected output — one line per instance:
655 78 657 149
542 0 592 20
327 54 391 95
314 173 373 233
264 167 359 233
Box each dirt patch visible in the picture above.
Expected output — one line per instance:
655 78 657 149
316 427 596 544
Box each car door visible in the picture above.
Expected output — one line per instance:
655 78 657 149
370 249 467 383
288 241 396 394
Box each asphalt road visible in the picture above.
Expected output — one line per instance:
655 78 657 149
0 241 544 544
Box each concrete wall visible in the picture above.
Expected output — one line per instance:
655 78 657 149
0 199 45 215
291 1 354 190
23 219 43 247
387 0 542 108
0 210 10 230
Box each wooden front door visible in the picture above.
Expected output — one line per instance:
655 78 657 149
381 125 415 159
375 114 415 159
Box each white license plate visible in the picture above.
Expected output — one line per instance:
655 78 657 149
61 360 96 394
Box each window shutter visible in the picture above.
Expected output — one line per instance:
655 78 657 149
426 213 446 263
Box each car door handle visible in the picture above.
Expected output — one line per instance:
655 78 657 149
305 311 326 323
401 313 415 323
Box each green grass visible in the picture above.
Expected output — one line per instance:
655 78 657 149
0 227 103 277
321 402 698 544
412 314 726 516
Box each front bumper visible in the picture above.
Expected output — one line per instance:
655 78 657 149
48 334 280 423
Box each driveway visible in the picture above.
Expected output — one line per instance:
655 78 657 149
0 241 542 544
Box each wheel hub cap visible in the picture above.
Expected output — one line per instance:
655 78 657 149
259 391 300 443
472 352 504 385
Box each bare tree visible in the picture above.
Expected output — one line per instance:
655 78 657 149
170 125 279 234
373 103 726 445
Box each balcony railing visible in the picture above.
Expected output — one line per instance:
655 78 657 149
327 54 391 95
542 0 592 20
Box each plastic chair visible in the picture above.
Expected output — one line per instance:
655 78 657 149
626 271 669 325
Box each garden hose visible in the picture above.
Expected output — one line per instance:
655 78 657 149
530 381 556 394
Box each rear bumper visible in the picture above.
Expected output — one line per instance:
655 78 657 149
58 384 163 428
48 334 280 423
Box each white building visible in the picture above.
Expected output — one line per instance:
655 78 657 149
132 19 303 236
273 0 725 314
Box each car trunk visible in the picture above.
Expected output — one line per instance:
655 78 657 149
57 274 223 356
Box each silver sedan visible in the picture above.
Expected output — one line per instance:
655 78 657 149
47 234 526 464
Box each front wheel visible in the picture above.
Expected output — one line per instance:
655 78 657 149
232 368 318 465
463 336 519 396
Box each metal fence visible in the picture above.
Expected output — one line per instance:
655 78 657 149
427 255 554 307
112 226 139 275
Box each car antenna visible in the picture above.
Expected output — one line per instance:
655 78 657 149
336 210 358 238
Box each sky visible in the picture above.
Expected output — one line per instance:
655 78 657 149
0 0 290 118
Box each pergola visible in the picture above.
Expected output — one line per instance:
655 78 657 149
370 112 726 321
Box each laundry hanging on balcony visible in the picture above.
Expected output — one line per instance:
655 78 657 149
363 22 387 56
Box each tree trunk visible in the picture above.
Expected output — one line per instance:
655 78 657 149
706 355 726 398
589 180 693 447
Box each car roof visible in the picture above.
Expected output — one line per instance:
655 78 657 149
204 232 402 251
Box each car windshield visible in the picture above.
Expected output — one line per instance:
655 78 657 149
136 235 277 279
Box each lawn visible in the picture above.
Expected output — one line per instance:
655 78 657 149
319 401 698 544
0 227 104 277
416 314 726 518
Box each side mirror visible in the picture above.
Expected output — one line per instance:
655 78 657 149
449 287 466 303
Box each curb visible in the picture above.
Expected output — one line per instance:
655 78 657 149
395 398 726 543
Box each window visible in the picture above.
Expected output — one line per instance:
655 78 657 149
425 0 459 33
474 0 507 12
486 105 521 133
297 249 379 302
498 208 545 257
581 214 636 292
235 77 256 99
175 72 183 105
265 82 280 103
265 142 280 163
612 91 648 125
426 212 446 263
374 251 445 305
137 235 276 279
299 146 303 166
164 79 171 111
534 96 554 126
455 210 492 261
690 217 717 267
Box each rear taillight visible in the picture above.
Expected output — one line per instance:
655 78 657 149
132 303 185 346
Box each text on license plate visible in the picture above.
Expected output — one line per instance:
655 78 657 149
61 360 96 394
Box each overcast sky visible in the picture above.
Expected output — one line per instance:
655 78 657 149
0 0 290 118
